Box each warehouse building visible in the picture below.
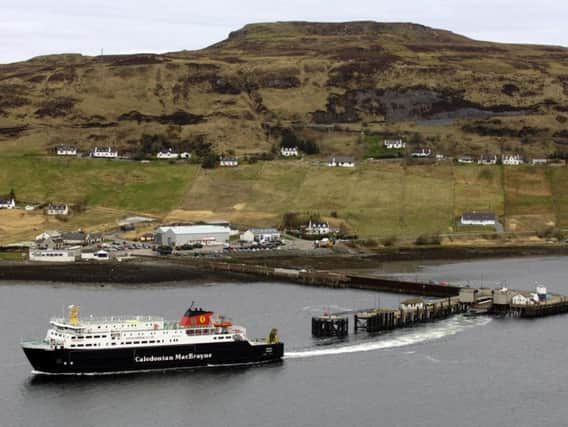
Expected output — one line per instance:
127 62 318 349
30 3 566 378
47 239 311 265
154 225 230 247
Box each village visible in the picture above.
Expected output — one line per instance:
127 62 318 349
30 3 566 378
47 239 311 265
1 133 567 258
49 135 563 169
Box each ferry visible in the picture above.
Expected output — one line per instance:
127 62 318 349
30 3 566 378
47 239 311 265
21 304 284 375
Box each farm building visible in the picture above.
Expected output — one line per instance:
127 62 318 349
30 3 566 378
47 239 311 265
156 148 179 159
281 147 299 157
47 204 69 216
502 154 523 165
328 156 355 167
56 145 77 156
91 147 118 158
384 139 405 149
220 156 238 167
460 211 497 226
478 154 497 165
154 225 230 247
241 228 281 242
410 147 431 157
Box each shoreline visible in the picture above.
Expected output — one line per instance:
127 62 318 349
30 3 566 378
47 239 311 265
0 260 259 284
1 245 567 284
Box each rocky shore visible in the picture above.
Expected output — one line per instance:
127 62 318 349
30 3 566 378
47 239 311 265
1 245 567 284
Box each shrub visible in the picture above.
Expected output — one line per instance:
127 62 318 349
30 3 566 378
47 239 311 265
537 226 564 240
381 236 398 247
360 239 379 248
415 233 441 245
200 153 217 169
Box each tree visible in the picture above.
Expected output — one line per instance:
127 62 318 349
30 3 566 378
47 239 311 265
9 188 15 201
201 153 217 169
410 132 424 145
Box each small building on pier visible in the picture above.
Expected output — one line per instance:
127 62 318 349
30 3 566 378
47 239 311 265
400 297 425 310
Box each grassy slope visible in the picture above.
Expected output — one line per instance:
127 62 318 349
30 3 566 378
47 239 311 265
0 155 565 243
0 157 196 212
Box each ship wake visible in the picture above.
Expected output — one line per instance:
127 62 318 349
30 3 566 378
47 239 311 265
285 315 490 359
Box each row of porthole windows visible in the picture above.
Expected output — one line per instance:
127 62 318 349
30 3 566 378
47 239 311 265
213 336 232 340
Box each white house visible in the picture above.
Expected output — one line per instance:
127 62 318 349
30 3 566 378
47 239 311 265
460 211 497 226
384 139 406 149
0 198 15 209
91 147 118 158
458 155 475 164
47 204 69 216
180 152 192 159
220 156 238 167
478 154 497 165
531 158 548 165
281 146 299 157
328 156 355 167
156 148 179 159
305 220 330 235
56 145 77 156
400 297 425 310
502 154 523 165
241 228 281 243
410 147 432 157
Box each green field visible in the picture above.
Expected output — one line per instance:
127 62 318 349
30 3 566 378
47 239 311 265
0 156 565 240
0 157 196 213
364 135 404 159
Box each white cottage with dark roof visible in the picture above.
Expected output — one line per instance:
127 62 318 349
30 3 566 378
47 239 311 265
91 147 118 158
220 156 238 167
460 212 497 226
47 204 69 216
281 147 299 157
0 197 15 209
56 145 77 156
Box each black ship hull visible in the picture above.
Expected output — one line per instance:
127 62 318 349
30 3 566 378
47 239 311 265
23 341 284 375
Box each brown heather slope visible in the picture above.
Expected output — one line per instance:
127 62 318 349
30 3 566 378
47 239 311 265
0 21 568 158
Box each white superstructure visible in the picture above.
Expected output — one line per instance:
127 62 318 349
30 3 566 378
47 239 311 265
43 308 247 351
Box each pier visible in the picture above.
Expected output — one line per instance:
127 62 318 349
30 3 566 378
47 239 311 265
312 315 349 337
311 288 568 337
354 296 467 333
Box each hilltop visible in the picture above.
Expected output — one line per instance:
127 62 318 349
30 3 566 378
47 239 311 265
1 21 567 158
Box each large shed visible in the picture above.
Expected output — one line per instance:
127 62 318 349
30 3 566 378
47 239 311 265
154 225 230 247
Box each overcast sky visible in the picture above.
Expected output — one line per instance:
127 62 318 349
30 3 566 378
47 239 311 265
1 0 566 64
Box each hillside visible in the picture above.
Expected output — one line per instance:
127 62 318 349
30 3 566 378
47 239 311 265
1 21 568 158
1 157 568 244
